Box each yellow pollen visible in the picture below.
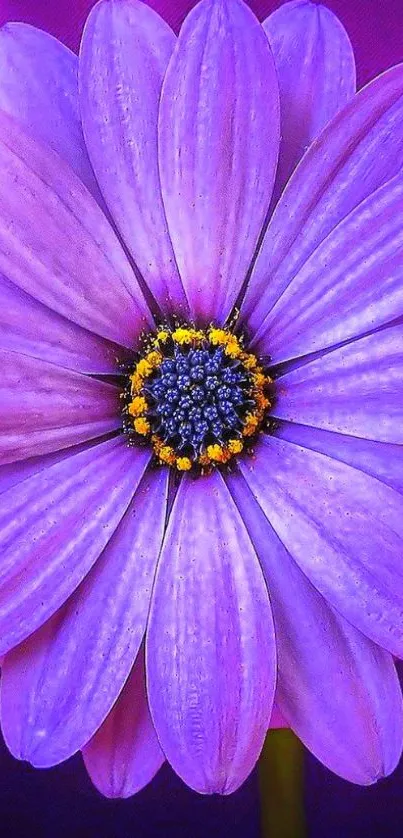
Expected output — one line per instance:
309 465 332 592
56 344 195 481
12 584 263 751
158 445 176 466
134 417 150 435
243 413 259 437
128 396 148 417
135 358 153 378
208 328 228 346
206 444 231 463
224 338 242 358
252 371 267 388
256 394 270 411
243 354 258 370
156 330 170 344
172 327 203 345
145 350 162 368
130 372 143 394
176 456 192 471
228 438 244 455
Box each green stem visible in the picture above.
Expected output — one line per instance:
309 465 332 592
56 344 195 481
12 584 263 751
258 729 306 838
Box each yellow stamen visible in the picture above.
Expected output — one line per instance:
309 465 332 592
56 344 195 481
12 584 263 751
253 371 268 388
130 372 143 394
224 337 242 358
158 445 176 466
243 354 258 370
135 358 153 378
156 330 170 344
206 444 231 463
176 456 192 471
243 413 259 437
145 350 162 369
172 327 203 345
134 417 150 435
208 328 228 346
228 438 244 455
128 396 148 417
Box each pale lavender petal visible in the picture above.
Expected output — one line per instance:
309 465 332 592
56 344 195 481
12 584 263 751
0 438 150 655
275 422 403 495
146 470 276 794
80 0 187 316
264 0 355 201
239 436 403 657
0 464 164 766
83 650 164 798
254 174 403 361
0 23 101 199
242 63 403 337
0 350 120 464
228 470 403 782
0 111 152 348
0 442 96 496
0 272 128 374
274 325 403 443
158 0 279 324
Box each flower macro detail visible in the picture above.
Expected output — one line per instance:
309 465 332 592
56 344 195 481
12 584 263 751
122 325 271 471
0 0 403 802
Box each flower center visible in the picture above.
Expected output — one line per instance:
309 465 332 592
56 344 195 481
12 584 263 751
122 326 271 472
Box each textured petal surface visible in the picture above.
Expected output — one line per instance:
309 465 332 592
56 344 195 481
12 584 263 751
258 174 403 362
158 0 279 324
0 441 96 496
228 469 403 783
242 63 403 338
264 0 355 201
80 0 187 316
275 421 403 496
0 438 150 654
0 22 100 199
0 350 121 463
0 110 152 348
0 350 120 464
0 272 127 374
239 436 403 657
147 470 276 794
274 325 403 443
0 462 162 766
83 650 164 798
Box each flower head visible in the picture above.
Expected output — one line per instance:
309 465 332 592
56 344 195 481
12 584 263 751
0 0 402 799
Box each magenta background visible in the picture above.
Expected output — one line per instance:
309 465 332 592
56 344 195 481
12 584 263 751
1 0 403 87
0 0 403 835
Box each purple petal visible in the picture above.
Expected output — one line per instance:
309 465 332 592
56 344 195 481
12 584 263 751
0 23 101 200
264 0 355 203
242 63 403 337
146 470 276 794
158 0 279 325
0 466 164 766
228 470 403 783
239 435 403 657
269 703 288 730
0 272 128 374
0 438 150 655
0 350 120 464
274 325 403 443
253 174 403 361
0 441 97 496
83 649 164 798
275 422 403 496
0 110 152 348
80 0 188 317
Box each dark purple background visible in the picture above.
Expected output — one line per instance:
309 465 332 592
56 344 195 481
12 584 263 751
1 0 403 835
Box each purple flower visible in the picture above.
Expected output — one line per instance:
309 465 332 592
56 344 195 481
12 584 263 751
0 0 402 799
